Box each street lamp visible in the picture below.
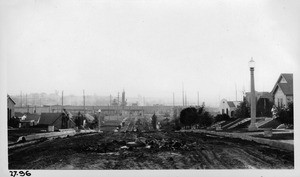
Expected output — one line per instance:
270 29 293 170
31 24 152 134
248 58 258 131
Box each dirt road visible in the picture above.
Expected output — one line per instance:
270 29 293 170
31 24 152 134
8 131 293 169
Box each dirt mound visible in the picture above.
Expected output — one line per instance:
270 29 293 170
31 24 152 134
8 131 294 169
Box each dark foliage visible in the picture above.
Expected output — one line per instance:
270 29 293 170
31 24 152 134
214 114 231 123
160 117 182 131
180 107 198 126
179 106 213 128
199 111 214 127
174 118 182 130
276 102 293 127
234 99 250 118
256 98 273 117
8 117 20 128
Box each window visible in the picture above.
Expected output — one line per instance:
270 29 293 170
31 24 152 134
280 77 287 83
278 98 283 107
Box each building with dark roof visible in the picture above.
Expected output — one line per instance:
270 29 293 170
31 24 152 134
7 95 16 120
219 99 241 118
271 73 293 107
20 113 41 127
39 112 75 130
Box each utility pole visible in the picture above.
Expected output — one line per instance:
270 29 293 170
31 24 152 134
62 91 64 112
83 90 86 114
197 91 199 107
235 83 237 101
109 94 112 119
20 91 23 107
118 92 120 106
173 92 175 107
182 83 184 107
185 92 187 107
110 94 112 106
26 94 28 113
33 94 36 107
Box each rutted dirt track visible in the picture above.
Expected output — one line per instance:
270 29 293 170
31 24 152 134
8 131 293 169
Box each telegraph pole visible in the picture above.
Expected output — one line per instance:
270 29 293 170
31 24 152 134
26 94 28 113
108 94 111 120
62 91 64 112
118 92 120 106
83 90 86 114
173 92 175 107
197 91 199 107
182 83 184 107
20 91 22 107
235 83 237 101
185 92 187 107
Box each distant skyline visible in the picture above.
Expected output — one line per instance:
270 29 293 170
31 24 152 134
2 0 300 107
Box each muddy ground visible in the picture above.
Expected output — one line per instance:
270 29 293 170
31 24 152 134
8 130 293 169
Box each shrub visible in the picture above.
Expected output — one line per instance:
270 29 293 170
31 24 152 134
8 117 20 128
199 111 214 127
180 107 198 127
256 98 273 117
160 117 182 131
179 106 214 128
276 102 293 127
214 114 230 123
174 118 182 130
234 100 250 118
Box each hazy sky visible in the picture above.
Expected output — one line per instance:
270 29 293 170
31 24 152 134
2 0 300 106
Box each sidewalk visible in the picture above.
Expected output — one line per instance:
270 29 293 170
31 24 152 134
181 129 294 151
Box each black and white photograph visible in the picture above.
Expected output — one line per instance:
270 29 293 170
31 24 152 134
0 0 299 177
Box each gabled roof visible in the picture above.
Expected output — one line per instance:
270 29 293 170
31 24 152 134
15 112 25 118
227 101 236 108
7 95 16 104
271 73 293 96
257 92 273 100
282 73 293 84
39 113 62 125
21 113 40 122
277 83 293 95
233 101 241 107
